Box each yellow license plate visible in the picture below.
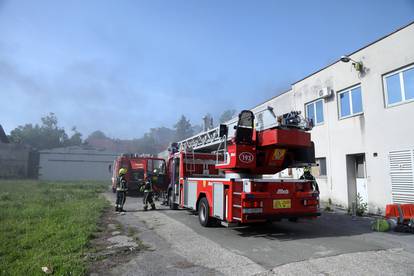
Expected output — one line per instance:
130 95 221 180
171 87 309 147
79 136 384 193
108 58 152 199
273 199 291 209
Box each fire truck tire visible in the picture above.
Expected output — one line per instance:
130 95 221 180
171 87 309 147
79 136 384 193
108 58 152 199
288 217 298 222
198 197 213 227
168 190 178 210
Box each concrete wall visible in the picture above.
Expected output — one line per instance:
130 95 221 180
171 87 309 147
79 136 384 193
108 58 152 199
0 143 30 178
39 146 119 181
252 23 414 212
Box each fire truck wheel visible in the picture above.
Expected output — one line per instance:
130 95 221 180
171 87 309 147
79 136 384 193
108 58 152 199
168 190 178 210
288 217 298 222
198 197 213 227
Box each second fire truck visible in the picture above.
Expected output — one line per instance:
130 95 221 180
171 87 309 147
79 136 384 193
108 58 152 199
111 154 167 194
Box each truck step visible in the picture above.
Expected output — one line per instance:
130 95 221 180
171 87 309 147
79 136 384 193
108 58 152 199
221 221 239 228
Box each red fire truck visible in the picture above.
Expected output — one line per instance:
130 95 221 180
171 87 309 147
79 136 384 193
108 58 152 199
111 154 167 194
166 110 320 227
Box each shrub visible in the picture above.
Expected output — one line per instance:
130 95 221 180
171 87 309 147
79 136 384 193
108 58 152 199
356 193 368 216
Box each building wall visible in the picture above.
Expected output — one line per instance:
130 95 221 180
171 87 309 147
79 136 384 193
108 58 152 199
39 147 119 181
253 23 414 212
0 143 30 178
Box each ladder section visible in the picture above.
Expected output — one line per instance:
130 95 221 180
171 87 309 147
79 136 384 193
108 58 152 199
178 126 228 152
231 182 243 222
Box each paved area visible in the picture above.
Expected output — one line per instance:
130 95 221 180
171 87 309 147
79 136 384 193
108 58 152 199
103 192 414 275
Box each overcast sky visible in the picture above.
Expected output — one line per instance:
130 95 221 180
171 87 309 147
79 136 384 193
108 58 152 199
1 0 413 139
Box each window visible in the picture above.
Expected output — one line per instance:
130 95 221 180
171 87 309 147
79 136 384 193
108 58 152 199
338 85 363 118
355 155 365 178
305 99 324 125
153 159 166 174
315 157 327 176
384 65 414 106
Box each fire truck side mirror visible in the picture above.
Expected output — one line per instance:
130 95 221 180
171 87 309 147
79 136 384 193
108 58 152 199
219 124 228 137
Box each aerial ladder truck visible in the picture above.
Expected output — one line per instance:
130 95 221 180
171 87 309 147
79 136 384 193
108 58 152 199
166 108 320 227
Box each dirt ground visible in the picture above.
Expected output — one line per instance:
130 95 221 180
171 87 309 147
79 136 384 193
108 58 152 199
87 208 149 275
87 192 414 276
87 195 218 275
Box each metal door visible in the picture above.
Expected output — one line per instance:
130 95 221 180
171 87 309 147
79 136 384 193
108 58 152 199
355 155 368 204
213 183 224 219
184 180 197 209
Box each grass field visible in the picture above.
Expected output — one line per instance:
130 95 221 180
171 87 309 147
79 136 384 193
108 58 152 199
0 180 109 275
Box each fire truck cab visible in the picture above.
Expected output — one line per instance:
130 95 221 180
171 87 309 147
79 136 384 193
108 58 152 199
167 110 320 227
111 154 167 194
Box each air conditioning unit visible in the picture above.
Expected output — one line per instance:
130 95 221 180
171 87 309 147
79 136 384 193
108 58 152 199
318 87 333 98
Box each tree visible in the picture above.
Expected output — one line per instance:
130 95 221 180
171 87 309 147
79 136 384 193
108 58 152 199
219 109 237 123
9 124 42 146
148 127 175 148
87 130 108 140
9 113 77 150
174 115 193 141
65 127 82 146
192 124 203 135
202 113 214 131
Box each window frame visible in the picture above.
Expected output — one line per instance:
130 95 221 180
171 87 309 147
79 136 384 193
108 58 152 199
337 84 363 120
315 157 327 177
305 99 324 126
383 64 414 108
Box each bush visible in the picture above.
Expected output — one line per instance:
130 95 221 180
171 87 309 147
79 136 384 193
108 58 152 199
371 219 390 232
356 193 368 216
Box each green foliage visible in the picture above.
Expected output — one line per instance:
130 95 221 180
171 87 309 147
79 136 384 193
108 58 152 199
132 133 160 155
324 205 332 212
219 109 237 124
371 219 390 232
66 127 82 146
87 130 108 140
147 127 175 149
9 113 82 150
324 198 333 212
0 180 108 275
174 115 193 141
356 193 368 216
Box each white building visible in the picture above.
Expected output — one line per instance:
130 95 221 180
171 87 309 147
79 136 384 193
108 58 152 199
252 22 414 212
39 146 118 181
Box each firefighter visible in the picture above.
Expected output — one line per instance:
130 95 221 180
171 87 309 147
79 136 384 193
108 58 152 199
141 176 156 211
300 166 319 193
115 168 128 213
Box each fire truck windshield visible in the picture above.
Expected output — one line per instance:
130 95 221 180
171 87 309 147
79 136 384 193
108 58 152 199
153 159 166 174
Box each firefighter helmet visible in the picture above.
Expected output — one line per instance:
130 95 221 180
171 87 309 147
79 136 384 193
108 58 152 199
119 168 127 176
303 167 311 173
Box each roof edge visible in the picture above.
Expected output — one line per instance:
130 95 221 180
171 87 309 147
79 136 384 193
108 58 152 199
250 88 292 110
292 20 414 85
249 20 414 112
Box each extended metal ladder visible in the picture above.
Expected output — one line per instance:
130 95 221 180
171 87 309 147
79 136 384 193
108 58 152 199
177 107 311 153
178 126 230 152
